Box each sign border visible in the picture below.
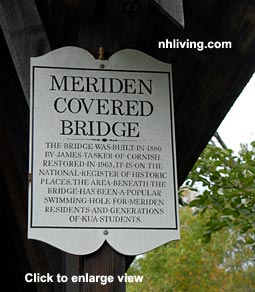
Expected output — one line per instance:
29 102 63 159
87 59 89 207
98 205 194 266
30 65 178 231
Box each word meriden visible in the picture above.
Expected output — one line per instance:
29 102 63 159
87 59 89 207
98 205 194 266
50 74 155 138
50 75 153 95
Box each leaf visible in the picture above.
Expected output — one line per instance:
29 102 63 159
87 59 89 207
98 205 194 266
202 231 212 243
183 141 255 255
240 226 250 233
222 208 235 216
239 209 251 216
246 238 255 245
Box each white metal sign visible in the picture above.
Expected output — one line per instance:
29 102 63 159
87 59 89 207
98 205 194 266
28 47 180 255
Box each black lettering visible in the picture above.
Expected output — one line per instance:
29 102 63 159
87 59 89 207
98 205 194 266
50 75 69 91
138 79 152 94
109 78 123 93
123 79 136 94
97 121 111 136
60 120 73 135
112 100 124 115
74 120 87 135
126 100 139 116
80 98 95 114
86 77 99 92
127 122 139 137
54 97 66 113
140 101 154 116
97 99 109 115
71 76 84 91
67 98 82 113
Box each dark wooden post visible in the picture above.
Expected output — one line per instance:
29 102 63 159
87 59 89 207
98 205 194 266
71 3 129 291
80 243 126 292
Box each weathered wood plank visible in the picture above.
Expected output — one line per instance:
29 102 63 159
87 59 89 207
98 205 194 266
63 254 80 292
0 168 37 292
173 0 255 183
153 0 184 28
0 122 53 292
149 4 241 77
177 56 255 184
75 5 128 291
0 34 68 292
0 0 50 103
81 243 126 292
0 24 64 292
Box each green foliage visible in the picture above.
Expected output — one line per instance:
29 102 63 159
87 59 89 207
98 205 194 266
127 141 255 292
184 142 255 251
127 208 255 292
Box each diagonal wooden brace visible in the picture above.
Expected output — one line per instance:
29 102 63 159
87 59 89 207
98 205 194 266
0 0 51 104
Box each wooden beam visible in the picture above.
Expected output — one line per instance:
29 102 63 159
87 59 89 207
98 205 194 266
0 122 53 292
166 1 255 183
0 28 64 292
81 243 126 292
0 0 50 103
173 53 255 184
149 4 242 77
73 3 147 290
73 0 150 56
153 0 184 28
0 169 37 292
